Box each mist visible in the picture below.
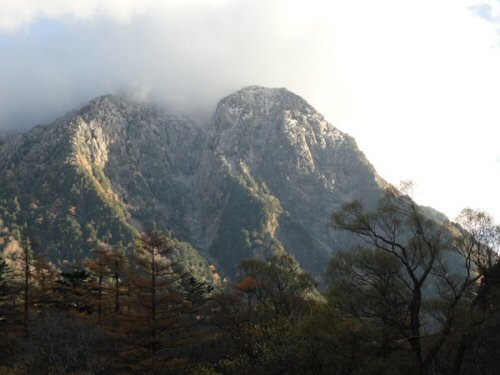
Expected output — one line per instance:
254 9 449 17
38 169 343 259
0 0 341 131
1 0 500 222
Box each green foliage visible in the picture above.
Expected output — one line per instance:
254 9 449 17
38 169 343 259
1 116 500 374
169 239 220 287
331 190 500 374
209 177 284 277
237 254 316 317
0 159 135 265
327 247 409 333
0 256 11 298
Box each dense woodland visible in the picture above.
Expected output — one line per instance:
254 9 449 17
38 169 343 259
0 187 500 375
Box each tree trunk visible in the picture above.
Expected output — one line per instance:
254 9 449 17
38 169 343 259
151 246 157 354
23 252 30 325
98 274 103 319
114 272 120 314
409 285 423 372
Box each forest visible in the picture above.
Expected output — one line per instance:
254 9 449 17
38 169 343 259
0 187 499 375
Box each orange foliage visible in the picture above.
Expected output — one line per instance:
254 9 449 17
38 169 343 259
236 276 259 293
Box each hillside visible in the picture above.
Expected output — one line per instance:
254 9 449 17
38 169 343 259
0 87 393 278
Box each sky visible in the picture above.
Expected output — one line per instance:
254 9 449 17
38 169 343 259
0 0 499 223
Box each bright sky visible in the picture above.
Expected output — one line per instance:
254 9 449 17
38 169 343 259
0 0 499 222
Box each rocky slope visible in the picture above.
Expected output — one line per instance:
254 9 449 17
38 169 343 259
0 86 392 279
199 86 388 273
0 96 217 284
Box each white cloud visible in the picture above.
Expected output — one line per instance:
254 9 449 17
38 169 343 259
470 1 500 23
0 0 499 222
0 0 247 32
0 0 148 32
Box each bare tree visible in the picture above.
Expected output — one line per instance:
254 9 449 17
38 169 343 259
331 184 499 374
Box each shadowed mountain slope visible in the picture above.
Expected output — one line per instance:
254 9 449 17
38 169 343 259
0 87 400 279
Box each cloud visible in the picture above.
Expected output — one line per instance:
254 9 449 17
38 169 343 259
470 2 500 23
0 0 167 33
0 0 343 130
0 1 240 34
1 0 500 222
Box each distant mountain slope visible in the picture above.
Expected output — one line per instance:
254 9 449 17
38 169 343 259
0 96 217 284
0 86 419 279
200 86 388 273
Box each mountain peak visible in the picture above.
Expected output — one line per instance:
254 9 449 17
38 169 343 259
89 93 123 103
0 85 395 278
212 86 319 135
232 85 297 99
218 85 310 113
80 94 144 117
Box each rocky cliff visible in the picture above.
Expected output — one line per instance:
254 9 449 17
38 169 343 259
0 86 392 279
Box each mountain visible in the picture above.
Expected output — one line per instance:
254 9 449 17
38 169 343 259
200 86 388 274
0 96 217 284
0 86 393 279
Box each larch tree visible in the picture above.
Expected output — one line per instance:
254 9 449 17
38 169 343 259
121 228 189 370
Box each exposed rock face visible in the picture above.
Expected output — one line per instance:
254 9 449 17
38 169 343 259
0 86 392 279
0 95 216 283
202 86 387 273
76 96 207 240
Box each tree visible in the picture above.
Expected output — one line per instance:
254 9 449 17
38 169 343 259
331 184 500 374
31 256 59 311
0 254 15 351
131 229 179 351
210 255 317 374
327 247 410 360
55 268 93 313
448 208 500 374
119 228 191 372
182 276 214 306
5 227 36 328
23 311 109 374
237 255 316 320
19 234 32 326
83 241 128 320
0 255 11 303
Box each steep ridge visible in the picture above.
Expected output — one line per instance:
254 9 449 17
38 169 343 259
0 87 396 279
0 96 217 284
200 86 388 274
76 95 206 240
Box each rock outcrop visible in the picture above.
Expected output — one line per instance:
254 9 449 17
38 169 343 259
0 86 394 279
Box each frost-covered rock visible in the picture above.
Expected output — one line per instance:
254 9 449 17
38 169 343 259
0 86 391 278
204 86 387 273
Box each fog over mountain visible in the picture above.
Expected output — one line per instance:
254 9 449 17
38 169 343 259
0 0 339 132
1 3 500 373
1 0 499 222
